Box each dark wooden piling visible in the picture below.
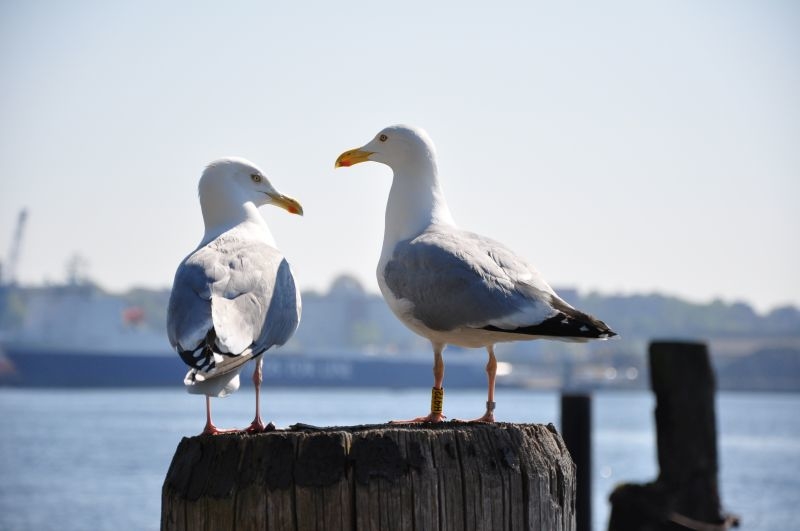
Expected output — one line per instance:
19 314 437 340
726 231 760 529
608 341 737 531
561 394 592 531
162 422 576 531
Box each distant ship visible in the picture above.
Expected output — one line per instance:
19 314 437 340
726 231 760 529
0 283 499 389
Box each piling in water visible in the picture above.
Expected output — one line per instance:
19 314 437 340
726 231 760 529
561 393 592 531
608 341 739 530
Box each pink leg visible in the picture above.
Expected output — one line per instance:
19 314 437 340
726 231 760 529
201 395 237 435
246 358 267 433
464 345 497 423
391 343 447 423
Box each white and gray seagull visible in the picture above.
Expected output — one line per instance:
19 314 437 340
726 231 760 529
336 125 616 423
167 157 303 435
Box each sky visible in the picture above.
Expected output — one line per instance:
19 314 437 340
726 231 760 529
0 1 798 313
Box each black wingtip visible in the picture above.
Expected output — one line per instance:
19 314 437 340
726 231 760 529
177 329 218 370
483 311 617 340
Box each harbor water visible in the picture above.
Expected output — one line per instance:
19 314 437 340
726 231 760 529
1 388 798 530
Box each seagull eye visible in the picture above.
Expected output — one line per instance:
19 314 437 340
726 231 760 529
251 174 262 183
379 134 388 142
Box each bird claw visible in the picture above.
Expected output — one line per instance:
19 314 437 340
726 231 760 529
454 412 495 423
245 419 276 434
389 412 446 424
245 421 264 433
200 424 238 436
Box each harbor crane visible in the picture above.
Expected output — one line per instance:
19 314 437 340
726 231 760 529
2 209 28 286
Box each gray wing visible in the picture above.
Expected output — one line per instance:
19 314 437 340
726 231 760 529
167 234 301 377
383 227 615 339
255 257 302 349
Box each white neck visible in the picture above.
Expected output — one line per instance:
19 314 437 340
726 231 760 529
198 181 275 247
381 157 455 261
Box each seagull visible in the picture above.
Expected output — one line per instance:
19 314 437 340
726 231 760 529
335 125 616 423
167 157 303 435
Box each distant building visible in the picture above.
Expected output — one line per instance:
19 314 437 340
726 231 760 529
288 274 426 353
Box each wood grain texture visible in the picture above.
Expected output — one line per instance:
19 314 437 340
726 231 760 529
162 423 575 531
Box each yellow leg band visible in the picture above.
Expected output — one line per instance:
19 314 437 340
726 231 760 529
431 387 444 414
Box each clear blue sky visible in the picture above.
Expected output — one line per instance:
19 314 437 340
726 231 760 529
1 1 798 312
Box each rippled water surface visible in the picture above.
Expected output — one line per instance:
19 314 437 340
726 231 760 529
1 388 797 530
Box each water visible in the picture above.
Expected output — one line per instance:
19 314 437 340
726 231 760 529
0 388 798 531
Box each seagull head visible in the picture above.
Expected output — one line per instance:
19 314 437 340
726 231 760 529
199 157 303 216
335 124 437 171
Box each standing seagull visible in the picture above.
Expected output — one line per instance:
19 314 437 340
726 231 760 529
336 125 616 423
167 157 303 435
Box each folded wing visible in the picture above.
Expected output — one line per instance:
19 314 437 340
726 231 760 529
167 232 301 383
382 227 614 340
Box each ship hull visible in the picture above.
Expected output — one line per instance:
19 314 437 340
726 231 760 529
0 346 489 389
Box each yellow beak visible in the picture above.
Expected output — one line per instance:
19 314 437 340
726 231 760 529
268 193 304 216
335 148 374 168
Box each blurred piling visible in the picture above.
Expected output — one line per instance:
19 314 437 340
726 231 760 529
162 422 576 531
561 393 592 531
608 341 739 531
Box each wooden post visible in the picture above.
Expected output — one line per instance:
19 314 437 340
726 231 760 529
162 423 576 531
608 341 737 531
561 394 592 531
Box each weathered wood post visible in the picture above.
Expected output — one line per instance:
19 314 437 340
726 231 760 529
561 394 592 531
162 422 576 531
607 341 738 531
